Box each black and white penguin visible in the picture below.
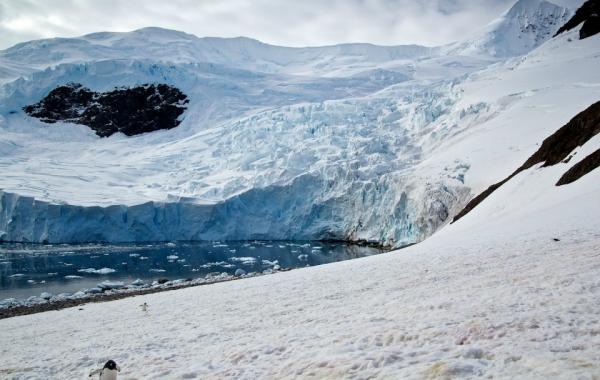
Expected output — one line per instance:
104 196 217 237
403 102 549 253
89 360 121 380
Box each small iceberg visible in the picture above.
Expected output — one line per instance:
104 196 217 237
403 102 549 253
78 267 116 274
228 257 257 265
97 281 125 290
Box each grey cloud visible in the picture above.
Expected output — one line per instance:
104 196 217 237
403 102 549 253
0 0 516 49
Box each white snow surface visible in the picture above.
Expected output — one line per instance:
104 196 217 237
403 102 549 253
1 135 599 378
0 0 597 246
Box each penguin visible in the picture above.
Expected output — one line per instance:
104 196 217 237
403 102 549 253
140 302 148 312
89 360 121 380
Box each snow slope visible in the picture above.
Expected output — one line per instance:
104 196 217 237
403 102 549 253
0 0 596 245
0 124 598 379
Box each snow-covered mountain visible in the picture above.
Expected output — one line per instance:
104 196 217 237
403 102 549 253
0 28 432 83
0 0 597 245
448 0 576 57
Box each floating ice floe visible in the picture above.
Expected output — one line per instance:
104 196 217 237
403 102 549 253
64 275 83 279
228 257 257 266
149 269 166 273
201 261 236 269
97 281 125 290
77 267 116 274
84 287 102 294
166 255 179 260
0 298 18 308
9 273 25 278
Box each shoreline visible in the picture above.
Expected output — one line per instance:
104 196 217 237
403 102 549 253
0 270 284 320
0 241 394 319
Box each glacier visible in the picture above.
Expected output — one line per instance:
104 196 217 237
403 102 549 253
0 0 595 245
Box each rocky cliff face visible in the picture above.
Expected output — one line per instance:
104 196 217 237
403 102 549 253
23 83 188 137
555 0 600 39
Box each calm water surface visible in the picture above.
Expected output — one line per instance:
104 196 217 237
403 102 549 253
0 241 384 300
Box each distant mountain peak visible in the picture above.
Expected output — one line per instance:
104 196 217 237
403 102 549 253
448 0 573 57
506 0 555 14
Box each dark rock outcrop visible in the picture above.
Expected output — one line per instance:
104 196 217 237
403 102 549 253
554 0 600 39
24 83 188 137
556 148 600 185
453 100 600 223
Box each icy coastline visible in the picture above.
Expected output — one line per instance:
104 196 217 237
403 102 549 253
0 270 266 317
0 172 468 246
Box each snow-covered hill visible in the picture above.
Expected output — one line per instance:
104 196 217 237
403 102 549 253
0 0 597 245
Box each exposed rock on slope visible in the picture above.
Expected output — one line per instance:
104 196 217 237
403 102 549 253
23 83 188 137
556 148 600 185
453 100 600 222
554 0 600 39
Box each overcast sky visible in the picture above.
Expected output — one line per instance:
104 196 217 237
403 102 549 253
0 0 521 49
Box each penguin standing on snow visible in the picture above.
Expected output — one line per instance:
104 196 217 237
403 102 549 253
89 360 121 380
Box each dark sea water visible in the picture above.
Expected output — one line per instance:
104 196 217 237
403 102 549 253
0 241 384 300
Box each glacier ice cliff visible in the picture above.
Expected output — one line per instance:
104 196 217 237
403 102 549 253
0 172 470 245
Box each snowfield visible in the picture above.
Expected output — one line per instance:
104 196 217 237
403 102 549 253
1 148 599 378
